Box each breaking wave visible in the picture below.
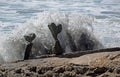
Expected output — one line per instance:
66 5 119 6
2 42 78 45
0 12 103 63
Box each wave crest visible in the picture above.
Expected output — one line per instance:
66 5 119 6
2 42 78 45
0 12 103 63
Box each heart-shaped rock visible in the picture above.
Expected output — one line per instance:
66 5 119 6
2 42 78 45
48 23 62 40
24 33 36 43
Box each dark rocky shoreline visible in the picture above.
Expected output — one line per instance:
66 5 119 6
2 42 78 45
0 47 120 77
0 63 120 77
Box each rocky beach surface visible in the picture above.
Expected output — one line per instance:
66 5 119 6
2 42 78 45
0 48 120 77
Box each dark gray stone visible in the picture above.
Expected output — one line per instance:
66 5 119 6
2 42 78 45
53 66 65 73
24 43 33 60
77 33 95 51
48 23 64 55
24 33 36 43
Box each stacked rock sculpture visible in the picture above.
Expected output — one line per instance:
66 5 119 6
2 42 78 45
48 23 64 55
24 33 36 60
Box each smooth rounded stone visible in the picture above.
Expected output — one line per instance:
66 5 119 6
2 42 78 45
8 71 24 77
64 66 73 71
44 70 53 77
27 66 37 72
86 67 97 76
14 68 24 74
63 71 76 77
37 66 53 74
94 67 108 74
73 68 80 74
37 68 46 74
53 66 65 73
24 33 36 43
24 70 37 77
86 71 96 77
73 66 89 74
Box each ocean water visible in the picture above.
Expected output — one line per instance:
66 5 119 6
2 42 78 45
0 0 120 63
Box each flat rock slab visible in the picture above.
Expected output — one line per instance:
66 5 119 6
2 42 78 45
1 50 120 69
0 49 120 77
70 51 120 66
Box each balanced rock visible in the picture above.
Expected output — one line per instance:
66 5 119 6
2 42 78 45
24 33 36 43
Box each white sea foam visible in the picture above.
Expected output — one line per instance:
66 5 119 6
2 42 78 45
0 12 104 63
101 0 120 4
